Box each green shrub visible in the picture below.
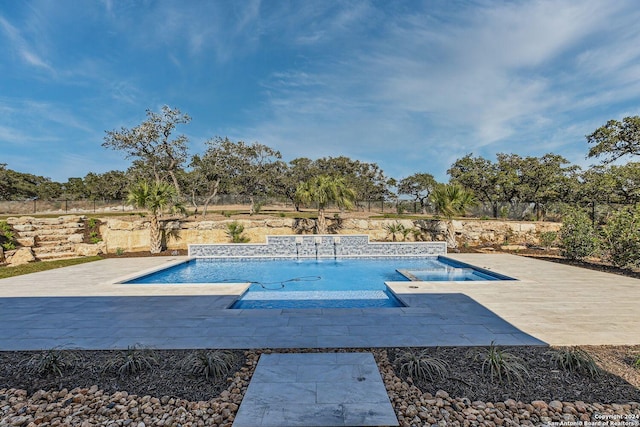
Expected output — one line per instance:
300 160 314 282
550 347 600 378
0 221 18 251
559 209 599 260
600 206 640 268
103 346 157 377
499 206 509 219
396 349 449 382
471 342 528 384
226 221 250 243
115 247 125 256
180 350 238 381
538 231 558 249
633 355 640 369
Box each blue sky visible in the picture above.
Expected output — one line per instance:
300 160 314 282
1 0 640 183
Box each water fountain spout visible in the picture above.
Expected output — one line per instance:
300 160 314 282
295 237 303 260
333 236 341 260
314 236 322 260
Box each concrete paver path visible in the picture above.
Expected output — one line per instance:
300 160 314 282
233 352 398 427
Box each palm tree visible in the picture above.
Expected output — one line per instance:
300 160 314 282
430 183 476 248
127 181 185 253
295 175 356 234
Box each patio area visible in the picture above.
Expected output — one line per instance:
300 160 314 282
0 254 638 350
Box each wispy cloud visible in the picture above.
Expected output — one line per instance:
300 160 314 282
0 14 54 73
241 0 640 178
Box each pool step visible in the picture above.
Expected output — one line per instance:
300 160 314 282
240 290 391 301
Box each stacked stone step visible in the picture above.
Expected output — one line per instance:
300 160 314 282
7 215 86 261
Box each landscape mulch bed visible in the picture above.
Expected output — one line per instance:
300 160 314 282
0 349 245 402
387 346 640 404
1 346 639 403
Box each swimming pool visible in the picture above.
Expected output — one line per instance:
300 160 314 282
125 256 513 309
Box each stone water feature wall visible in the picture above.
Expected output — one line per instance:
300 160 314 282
188 235 447 258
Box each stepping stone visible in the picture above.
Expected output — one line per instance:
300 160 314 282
233 352 398 427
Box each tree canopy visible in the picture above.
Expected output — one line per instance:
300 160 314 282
587 116 640 163
397 173 437 214
295 175 356 234
103 106 191 195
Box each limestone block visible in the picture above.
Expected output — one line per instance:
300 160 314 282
67 234 85 244
450 220 463 231
501 245 528 251
7 247 36 266
106 219 138 231
16 236 35 247
265 218 295 228
508 223 522 232
519 223 537 232
60 215 85 223
196 221 217 230
75 242 105 256
11 224 34 232
180 221 199 229
7 217 35 225
163 221 182 230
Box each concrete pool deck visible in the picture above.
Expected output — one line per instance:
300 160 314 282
0 254 638 350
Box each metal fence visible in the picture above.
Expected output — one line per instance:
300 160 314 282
0 196 564 221
0 199 133 215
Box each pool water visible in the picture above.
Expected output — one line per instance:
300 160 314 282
126 256 513 309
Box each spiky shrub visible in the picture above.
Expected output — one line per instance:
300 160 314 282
550 347 600 378
473 342 528 384
384 222 404 242
104 346 157 377
226 221 250 243
180 350 238 381
396 349 449 382
634 355 640 369
25 349 77 377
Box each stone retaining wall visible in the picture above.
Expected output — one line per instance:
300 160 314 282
3 216 105 265
100 217 561 254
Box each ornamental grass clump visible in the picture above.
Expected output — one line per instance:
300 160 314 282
550 347 601 378
180 350 238 381
24 349 78 377
104 345 158 377
471 341 529 384
396 349 449 382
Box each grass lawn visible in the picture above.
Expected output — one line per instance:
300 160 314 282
0 256 103 279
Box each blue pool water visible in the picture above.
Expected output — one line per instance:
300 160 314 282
126 257 513 309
